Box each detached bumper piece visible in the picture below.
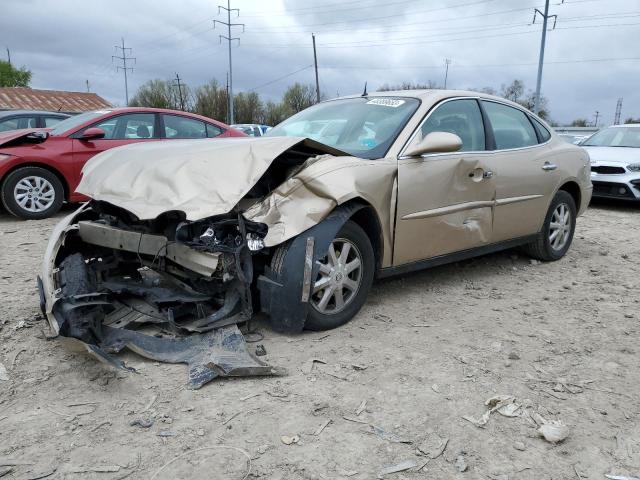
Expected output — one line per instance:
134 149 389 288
100 325 284 389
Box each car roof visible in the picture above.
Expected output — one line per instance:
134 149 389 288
87 107 228 126
0 109 71 118
334 89 534 112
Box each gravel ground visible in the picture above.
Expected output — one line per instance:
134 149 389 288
0 200 638 480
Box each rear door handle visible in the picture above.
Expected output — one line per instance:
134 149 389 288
542 162 557 171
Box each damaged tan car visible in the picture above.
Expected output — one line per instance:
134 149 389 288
39 90 592 387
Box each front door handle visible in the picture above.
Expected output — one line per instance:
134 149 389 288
542 162 557 171
482 170 494 179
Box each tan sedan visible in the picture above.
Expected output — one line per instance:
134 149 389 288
39 90 592 385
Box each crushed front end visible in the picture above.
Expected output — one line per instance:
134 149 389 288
39 200 284 388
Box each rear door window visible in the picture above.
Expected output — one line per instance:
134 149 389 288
0 117 20 132
162 115 207 139
206 123 223 138
482 101 538 150
44 116 65 128
420 99 486 152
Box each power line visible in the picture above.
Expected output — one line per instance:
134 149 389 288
113 38 135 105
248 65 313 92
319 57 640 71
246 0 530 31
241 20 640 49
242 0 481 18
215 0 244 125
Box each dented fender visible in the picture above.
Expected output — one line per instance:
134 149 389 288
244 155 397 267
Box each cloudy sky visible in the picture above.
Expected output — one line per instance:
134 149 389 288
3 0 640 124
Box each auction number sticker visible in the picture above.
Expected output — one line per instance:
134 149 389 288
366 98 406 107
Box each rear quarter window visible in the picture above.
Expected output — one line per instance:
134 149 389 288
482 101 538 150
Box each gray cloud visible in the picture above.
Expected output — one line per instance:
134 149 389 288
3 0 640 124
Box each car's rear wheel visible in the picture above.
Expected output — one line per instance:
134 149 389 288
1 167 64 220
522 190 576 261
305 221 374 331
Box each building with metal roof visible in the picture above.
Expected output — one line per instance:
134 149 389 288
0 87 112 114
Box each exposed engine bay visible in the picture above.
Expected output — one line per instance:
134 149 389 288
45 201 284 388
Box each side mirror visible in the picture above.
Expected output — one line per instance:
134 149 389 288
404 131 462 157
80 127 105 140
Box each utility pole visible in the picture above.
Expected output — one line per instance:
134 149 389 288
174 73 185 111
226 72 230 124
214 1 244 125
443 58 451 89
532 0 561 114
113 38 135 106
5 47 10 65
614 98 623 125
594 111 600 127
85 80 90 93
312 34 320 103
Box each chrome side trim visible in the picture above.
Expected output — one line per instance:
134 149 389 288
495 194 544 206
401 200 494 220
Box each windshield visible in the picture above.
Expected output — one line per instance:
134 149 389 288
266 97 420 159
49 110 112 136
582 126 640 148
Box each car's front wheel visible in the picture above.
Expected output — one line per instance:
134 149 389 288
305 220 375 331
1 167 64 220
523 190 576 261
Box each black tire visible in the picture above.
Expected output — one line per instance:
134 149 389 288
1 166 64 220
522 190 576 261
305 220 375 331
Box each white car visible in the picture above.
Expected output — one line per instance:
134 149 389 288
581 124 640 201
231 124 271 137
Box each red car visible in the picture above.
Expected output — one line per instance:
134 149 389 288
0 107 246 219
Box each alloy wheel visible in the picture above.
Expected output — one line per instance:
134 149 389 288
13 176 56 213
311 238 363 314
549 202 571 251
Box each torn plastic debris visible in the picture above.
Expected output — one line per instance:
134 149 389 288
90 325 285 389
462 395 522 427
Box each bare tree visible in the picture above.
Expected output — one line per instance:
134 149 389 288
129 79 184 109
500 79 524 102
282 83 317 115
234 92 264 124
377 81 437 91
193 80 228 123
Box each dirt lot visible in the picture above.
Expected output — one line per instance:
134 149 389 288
0 201 638 480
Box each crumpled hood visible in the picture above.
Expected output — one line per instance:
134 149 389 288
0 128 49 148
76 136 347 221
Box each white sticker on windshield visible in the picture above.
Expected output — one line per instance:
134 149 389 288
366 98 406 108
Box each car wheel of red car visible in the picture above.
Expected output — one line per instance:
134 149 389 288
1 167 64 220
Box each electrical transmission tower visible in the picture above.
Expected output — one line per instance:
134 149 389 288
532 0 563 115
113 38 135 105
614 98 623 125
214 1 244 125
174 73 185 111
